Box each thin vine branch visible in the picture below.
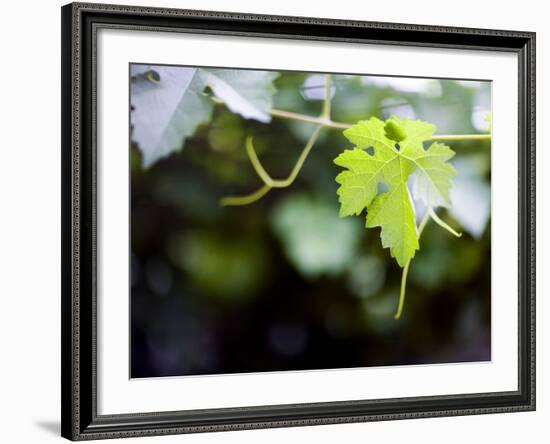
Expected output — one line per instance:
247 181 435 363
269 109 347 129
220 184 271 207
395 207 462 319
220 126 324 206
267 109 491 141
395 210 431 320
220 75 331 207
428 208 462 238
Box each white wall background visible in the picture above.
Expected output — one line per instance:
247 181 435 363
0 0 545 442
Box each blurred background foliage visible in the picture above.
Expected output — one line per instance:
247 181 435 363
131 70 491 378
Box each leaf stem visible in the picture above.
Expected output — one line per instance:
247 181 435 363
276 126 323 187
396 262 411 320
428 208 462 237
395 210 431 320
219 184 271 206
248 126 323 188
269 109 348 129
244 137 274 186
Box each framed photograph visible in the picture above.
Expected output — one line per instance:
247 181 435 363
61 2 536 440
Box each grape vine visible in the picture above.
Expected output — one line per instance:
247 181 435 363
131 68 491 319
217 74 489 319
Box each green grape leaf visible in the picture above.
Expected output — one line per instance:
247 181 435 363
131 65 279 168
334 117 456 267
333 148 381 217
389 116 456 208
410 141 456 208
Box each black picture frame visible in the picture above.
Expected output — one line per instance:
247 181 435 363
61 2 536 440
